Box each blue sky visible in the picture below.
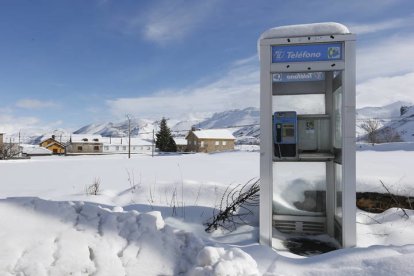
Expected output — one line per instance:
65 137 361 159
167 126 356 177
0 0 414 134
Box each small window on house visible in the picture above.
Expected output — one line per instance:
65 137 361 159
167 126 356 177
133 147 136 150
200 141 204 147
147 147 150 150
222 141 227 146
104 146 109 150
115 146 120 151
193 140 196 145
93 138 99 142
94 146 99 151
82 138 88 142
78 146 83 151
215 141 219 146
123 146 127 150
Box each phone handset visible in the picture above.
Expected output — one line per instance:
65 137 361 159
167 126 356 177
276 123 282 143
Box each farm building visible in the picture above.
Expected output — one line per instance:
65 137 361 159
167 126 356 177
101 137 153 154
173 137 187 152
39 135 65 154
65 134 103 155
185 129 235 153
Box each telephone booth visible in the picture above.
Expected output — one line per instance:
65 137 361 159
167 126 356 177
259 23 356 249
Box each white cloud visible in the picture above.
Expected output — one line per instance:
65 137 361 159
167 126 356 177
107 57 259 120
357 72 414 108
16 99 59 110
123 1 217 44
357 34 414 82
108 25 414 119
0 113 40 134
348 17 414 35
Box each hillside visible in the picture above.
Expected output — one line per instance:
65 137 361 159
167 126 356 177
357 102 414 142
72 108 261 143
7 102 414 145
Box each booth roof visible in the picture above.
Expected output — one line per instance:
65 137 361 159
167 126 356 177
260 22 350 40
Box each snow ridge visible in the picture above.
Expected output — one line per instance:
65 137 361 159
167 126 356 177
0 198 208 275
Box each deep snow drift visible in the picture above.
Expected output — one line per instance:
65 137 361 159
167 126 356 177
1 149 414 275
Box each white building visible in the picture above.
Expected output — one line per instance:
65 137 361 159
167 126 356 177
101 137 153 155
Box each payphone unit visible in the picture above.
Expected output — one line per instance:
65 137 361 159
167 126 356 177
273 111 297 158
259 23 356 250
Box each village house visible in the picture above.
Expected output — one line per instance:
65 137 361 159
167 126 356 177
65 134 103 155
101 137 153 155
39 135 65 154
185 129 235 153
173 137 187 152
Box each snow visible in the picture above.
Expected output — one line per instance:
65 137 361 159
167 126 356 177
190 247 259 276
260 22 350 40
70 134 103 143
174 137 188 146
20 144 52 155
357 142 414 151
0 198 203 275
189 129 235 140
1 149 414 275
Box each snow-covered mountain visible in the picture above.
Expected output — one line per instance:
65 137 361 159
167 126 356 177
5 128 73 145
9 102 414 145
356 101 414 142
195 107 260 144
197 107 259 129
375 105 414 142
74 118 155 140
72 108 261 143
356 101 411 120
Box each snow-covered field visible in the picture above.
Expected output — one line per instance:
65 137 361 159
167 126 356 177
1 149 414 275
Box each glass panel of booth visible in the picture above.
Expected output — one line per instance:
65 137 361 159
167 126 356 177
335 163 343 222
273 162 327 216
271 69 344 238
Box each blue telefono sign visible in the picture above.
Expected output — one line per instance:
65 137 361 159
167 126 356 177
273 72 325 82
272 43 342 63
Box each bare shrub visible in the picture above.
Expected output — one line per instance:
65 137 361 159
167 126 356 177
378 127 402 143
380 180 410 219
205 179 259 232
86 177 101 195
126 169 141 192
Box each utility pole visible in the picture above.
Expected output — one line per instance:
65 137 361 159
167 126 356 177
152 129 155 157
126 115 131 159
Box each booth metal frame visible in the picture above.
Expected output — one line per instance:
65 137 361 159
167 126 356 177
259 30 356 248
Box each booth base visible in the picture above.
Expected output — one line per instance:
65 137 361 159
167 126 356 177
283 236 339 256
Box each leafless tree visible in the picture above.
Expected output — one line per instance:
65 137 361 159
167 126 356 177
0 143 20 160
360 119 381 144
380 126 402 143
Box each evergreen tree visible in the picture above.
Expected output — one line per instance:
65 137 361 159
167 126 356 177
155 118 177 152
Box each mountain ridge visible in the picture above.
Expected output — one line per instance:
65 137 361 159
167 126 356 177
6 101 414 144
